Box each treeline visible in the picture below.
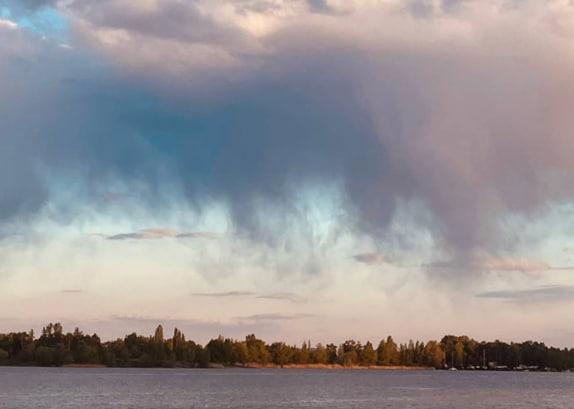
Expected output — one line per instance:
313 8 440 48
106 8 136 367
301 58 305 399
1 323 573 371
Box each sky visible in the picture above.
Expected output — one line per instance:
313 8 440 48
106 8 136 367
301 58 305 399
1 0 574 347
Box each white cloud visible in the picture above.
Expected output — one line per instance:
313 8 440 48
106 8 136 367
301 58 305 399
0 18 18 29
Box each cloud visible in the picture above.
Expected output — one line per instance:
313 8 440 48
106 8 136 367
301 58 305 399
14 0 60 9
107 228 177 240
406 0 435 18
307 0 333 14
189 291 308 303
353 252 391 266
479 258 551 276
191 291 255 297
106 233 144 240
176 232 220 239
0 19 19 29
68 0 574 254
67 0 259 75
3 0 574 284
425 257 552 277
256 292 306 303
238 312 316 322
440 0 470 13
106 228 219 240
475 285 574 304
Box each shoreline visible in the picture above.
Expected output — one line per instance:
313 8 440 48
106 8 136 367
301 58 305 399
239 363 433 370
0 363 434 370
2 364 569 372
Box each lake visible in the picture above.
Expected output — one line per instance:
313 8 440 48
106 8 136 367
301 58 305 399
0 367 573 408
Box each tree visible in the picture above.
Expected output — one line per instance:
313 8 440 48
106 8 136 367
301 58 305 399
380 336 399 365
154 325 164 343
2 323 574 371
270 342 290 366
377 339 386 365
454 340 464 368
298 341 310 364
361 341 377 366
423 340 445 368
35 347 56 366
311 343 328 364
173 328 184 349
206 336 235 364
232 341 248 364
343 350 358 366
325 344 338 364
245 334 269 364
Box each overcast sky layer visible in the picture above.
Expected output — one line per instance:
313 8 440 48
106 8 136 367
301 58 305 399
2 0 574 346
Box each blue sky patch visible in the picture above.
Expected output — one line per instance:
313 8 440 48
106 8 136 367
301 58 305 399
3 5 68 43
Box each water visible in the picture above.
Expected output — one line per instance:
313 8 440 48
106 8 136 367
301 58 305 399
0 367 573 409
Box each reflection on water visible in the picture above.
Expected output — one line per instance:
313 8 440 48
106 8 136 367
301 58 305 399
0 367 573 409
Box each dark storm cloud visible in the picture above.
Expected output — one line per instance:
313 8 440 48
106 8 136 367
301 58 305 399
3 35 381 247
4 0 574 279
0 50 168 222
0 25 232 224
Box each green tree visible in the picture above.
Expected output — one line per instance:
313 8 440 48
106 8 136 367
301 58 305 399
381 336 399 365
154 325 164 343
298 341 310 364
35 346 56 366
454 340 464 368
311 343 328 364
361 341 377 366
325 344 338 364
270 342 290 366
376 339 386 365
245 334 269 364
423 341 445 368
